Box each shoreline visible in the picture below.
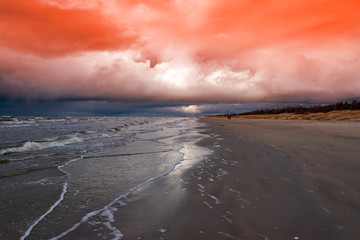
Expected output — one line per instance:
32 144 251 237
111 117 360 239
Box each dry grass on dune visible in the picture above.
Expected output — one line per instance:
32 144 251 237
211 110 360 121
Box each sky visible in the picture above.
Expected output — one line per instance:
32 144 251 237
1 0 360 115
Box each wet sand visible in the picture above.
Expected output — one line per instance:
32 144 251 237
67 118 360 240
0 168 65 240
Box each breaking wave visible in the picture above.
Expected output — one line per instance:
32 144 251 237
0 136 83 155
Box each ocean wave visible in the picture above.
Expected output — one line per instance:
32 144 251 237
0 136 83 155
0 120 39 128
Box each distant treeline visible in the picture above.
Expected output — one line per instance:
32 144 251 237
239 100 360 115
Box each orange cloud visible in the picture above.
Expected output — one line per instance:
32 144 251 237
0 0 137 57
0 0 359 102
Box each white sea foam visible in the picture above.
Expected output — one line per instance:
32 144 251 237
208 195 221 204
226 186 251 205
203 201 215 209
216 168 229 178
0 136 83 155
320 205 332 214
253 231 271 240
197 184 206 193
27 178 55 186
58 156 84 175
20 182 68 240
222 215 232 223
217 232 241 240
0 118 38 128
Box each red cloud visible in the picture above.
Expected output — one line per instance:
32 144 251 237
0 0 138 57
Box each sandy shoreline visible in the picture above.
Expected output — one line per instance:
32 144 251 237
59 118 360 239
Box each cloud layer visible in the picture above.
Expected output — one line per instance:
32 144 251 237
1 0 360 103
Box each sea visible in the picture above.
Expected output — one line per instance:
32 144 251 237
0 116 210 240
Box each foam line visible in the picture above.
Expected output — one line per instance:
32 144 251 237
222 215 233 224
208 194 221 204
58 156 84 175
203 201 215 209
50 145 186 240
20 182 68 240
217 232 241 240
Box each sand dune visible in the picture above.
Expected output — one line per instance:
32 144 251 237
227 110 360 121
